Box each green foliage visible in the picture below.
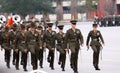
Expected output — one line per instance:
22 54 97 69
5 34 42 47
85 0 98 11
0 0 54 16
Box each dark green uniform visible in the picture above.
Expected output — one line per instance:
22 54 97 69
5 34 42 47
65 28 83 73
36 26 44 68
9 24 20 70
16 25 28 71
56 32 66 71
26 23 39 70
1 27 11 68
43 30 56 70
86 30 104 70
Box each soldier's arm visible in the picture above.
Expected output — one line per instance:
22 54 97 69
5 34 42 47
64 30 69 49
25 32 28 51
79 30 84 45
25 31 29 50
86 31 91 46
42 31 47 48
99 31 104 44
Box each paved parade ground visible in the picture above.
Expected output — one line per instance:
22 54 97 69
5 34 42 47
0 22 120 73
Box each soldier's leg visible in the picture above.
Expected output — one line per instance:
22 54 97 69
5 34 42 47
15 51 20 70
70 48 76 71
61 50 66 71
22 52 28 71
58 51 62 65
50 50 55 70
91 45 100 70
96 46 101 68
91 45 97 67
39 49 43 68
74 49 79 72
6 50 11 68
21 52 24 65
12 50 16 65
47 50 51 63
31 53 37 70
4 49 7 62
58 47 64 65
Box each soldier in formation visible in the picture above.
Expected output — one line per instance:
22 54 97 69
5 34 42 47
56 24 67 71
64 20 84 73
43 22 56 70
86 24 104 70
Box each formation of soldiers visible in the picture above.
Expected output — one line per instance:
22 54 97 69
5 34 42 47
94 16 120 27
0 19 104 73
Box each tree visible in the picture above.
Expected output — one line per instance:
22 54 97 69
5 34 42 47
105 0 116 15
0 0 54 17
85 0 98 11
77 0 86 14
71 0 78 19
85 0 98 19
55 0 63 21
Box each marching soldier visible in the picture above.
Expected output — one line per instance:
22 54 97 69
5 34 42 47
56 24 67 71
9 24 20 70
16 24 28 71
86 24 104 70
36 25 44 68
64 20 84 73
26 22 39 70
100 17 106 27
1 27 11 68
43 22 56 70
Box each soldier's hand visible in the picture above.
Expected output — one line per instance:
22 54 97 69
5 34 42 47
81 44 84 47
65 48 68 51
40 46 42 49
24 49 27 53
87 45 89 51
43 43 46 48
51 48 55 51
103 43 105 46
43 45 46 48
15 49 19 53
1 48 3 51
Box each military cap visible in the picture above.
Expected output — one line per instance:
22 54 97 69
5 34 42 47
37 25 43 30
4 26 9 31
57 21 64 30
93 23 98 27
20 24 26 30
70 20 77 25
46 21 53 27
30 22 36 28
12 24 18 29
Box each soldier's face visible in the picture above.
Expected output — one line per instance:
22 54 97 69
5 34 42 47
71 24 76 28
48 26 52 30
59 29 63 32
37 29 42 33
93 26 97 30
30 27 34 31
21 29 25 33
